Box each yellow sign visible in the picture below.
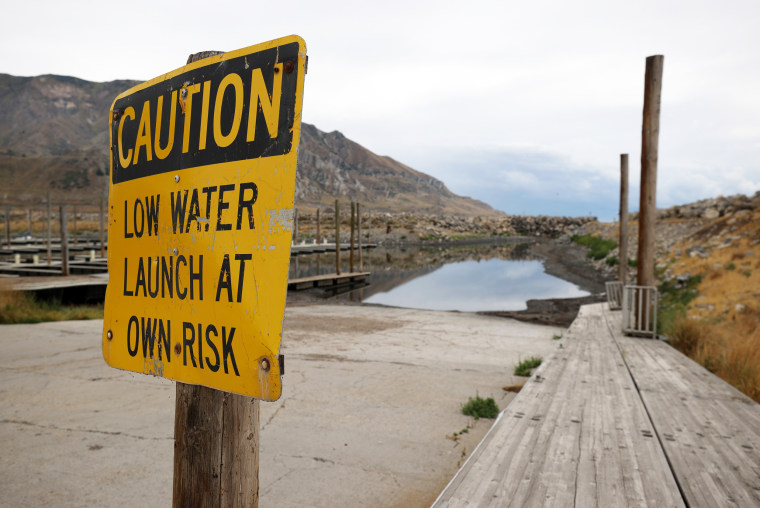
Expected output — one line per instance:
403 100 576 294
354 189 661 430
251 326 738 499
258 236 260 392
102 36 306 400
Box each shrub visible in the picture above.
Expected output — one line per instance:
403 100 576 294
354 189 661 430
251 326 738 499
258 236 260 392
570 234 618 260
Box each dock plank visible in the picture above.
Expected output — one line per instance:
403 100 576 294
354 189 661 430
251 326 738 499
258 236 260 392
434 304 684 507
604 308 760 507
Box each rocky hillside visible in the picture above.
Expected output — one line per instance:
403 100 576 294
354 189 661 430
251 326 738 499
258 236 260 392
0 73 498 216
569 192 760 400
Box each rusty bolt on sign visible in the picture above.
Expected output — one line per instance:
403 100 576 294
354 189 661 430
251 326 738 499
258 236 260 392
174 343 182 356
260 358 271 372
284 60 295 74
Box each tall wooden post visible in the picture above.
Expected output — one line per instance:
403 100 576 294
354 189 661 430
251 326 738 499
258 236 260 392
637 55 664 288
47 192 52 265
27 208 32 237
357 203 363 271
173 51 260 508
349 202 355 273
293 208 299 245
72 205 78 246
59 205 69 276
4 206 10 248
99 195 105 258
316 208 321 244
619 154 629 285
335 200 341 275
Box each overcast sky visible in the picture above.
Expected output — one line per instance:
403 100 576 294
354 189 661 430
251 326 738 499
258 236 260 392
2 0 758 219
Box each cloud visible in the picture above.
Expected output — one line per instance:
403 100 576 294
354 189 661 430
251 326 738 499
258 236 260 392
409 148 622 219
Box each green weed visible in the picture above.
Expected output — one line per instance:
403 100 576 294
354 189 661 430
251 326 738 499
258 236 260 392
461 394 499 419
570 234 618 260
514 356 543 376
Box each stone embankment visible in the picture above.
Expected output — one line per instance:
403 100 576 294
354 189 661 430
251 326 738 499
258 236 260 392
657 192 760 220
566 191 760 283
367 213 596 243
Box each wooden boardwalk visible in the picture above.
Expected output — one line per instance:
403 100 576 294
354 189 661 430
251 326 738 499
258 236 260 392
434 303 760 507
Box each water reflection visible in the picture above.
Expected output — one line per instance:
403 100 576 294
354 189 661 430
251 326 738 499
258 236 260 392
365 259 587 311
289 242 589 312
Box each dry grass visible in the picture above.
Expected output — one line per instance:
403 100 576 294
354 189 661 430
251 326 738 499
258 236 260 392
668 309 760 402
0 289 103 324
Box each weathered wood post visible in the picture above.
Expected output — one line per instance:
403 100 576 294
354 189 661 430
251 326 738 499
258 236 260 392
172 50 260 508
350 202 355 272
72 205 78 246
335 199 341 275
4 206 10 248
619 154 629 285
293 208 299 245
357 202 363 272
59 205 69 276
316 208 321 244
637 55 664 289
47 192 52 265
316 208 322 273
99 194 105 258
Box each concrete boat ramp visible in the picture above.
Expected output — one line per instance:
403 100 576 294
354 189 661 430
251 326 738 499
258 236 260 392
1 302 757 506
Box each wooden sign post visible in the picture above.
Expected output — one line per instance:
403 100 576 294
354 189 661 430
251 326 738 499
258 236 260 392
171 50 257 508
102 37 307 507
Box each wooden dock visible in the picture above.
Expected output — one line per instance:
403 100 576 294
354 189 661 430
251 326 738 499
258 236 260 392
287 272 370 291
434 303 760 507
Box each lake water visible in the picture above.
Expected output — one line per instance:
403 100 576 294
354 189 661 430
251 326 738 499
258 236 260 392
289 243 589 312
364 258 587 312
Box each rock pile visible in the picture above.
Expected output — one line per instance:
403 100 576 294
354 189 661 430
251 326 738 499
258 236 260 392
657 192 760 220
508 216 597 238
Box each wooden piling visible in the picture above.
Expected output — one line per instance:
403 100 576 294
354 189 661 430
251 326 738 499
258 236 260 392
4 206 9 248
59 205 69 276
316 208 321 244
350 202 355 272
357 203 363 271
99 195 105 258
637 55 664 288
619 154 629 285
172 50 260 508
46 192 52 265
72 206 78 245
335 200 341 275
293 208 299 245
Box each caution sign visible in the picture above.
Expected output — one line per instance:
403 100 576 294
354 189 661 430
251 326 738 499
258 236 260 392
102 36 306 400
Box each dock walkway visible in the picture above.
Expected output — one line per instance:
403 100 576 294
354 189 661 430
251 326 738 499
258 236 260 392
434 303 760 507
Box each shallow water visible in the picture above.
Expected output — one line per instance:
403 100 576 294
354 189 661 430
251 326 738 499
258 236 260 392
289 243 589 312
364 258 587 312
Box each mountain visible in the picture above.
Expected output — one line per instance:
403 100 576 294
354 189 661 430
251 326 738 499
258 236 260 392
0 73 499 216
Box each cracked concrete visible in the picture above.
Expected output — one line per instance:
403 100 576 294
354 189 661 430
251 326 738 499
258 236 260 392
1 305 561 507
